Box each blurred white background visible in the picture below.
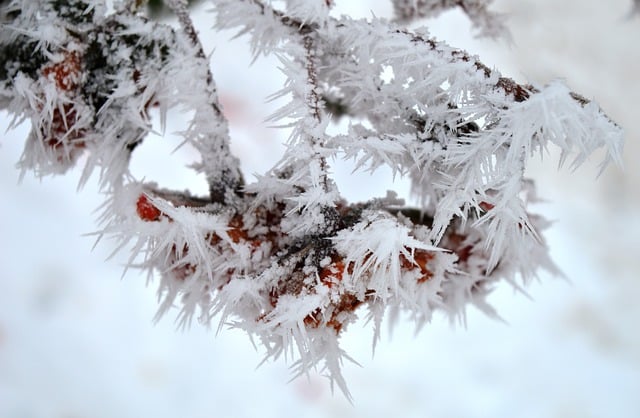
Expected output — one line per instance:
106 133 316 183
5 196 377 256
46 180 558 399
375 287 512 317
1 1 639 417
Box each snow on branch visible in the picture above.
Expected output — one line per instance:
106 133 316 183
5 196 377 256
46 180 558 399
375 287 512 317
391 0 508 39
0 0 623 398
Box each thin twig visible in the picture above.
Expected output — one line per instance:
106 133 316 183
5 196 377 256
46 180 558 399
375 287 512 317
302 34 331 193
248 0 589 108
303 35 323 123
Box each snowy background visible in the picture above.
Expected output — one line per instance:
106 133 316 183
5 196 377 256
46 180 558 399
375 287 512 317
1 0 639 417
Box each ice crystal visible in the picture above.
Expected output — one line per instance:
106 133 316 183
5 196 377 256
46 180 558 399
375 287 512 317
0 0 623 399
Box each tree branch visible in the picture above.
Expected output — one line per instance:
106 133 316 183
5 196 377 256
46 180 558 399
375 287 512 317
167 0 244 204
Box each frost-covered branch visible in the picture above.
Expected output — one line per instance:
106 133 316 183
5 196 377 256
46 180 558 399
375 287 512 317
166 0 243 203
0 0 624 399
391 0 508 39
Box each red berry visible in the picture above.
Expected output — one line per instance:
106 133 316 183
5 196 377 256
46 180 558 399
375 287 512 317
136 195 162 222
42 51 81 92
479 201 495 211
